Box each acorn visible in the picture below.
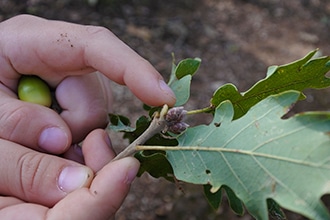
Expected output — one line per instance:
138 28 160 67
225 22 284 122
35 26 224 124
18 75 52 107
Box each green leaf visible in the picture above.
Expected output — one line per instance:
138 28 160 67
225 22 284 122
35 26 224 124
267 199 286 220
203 185 245 215
204 186 282 217
223 185 245 216
108 114 135 132
168 57 201 106
211 49 330 119
165 91 330 219
174 57 201 79
204 185 244 216
203 184 222 210
135 150 174 182
170 75 192 106
122 116 151 143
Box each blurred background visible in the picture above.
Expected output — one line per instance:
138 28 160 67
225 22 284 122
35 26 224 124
1 0 330 219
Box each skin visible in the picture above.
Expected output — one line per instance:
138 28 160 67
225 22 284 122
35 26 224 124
0 14 176 151
0 14 176 219
0 129 139 219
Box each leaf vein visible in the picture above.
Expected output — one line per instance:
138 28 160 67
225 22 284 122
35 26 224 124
223 102 277 149
220 152 249 193
163 147 330 168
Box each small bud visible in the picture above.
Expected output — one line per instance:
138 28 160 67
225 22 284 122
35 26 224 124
165 107 189 134
167 122 189 134
165 107 187 124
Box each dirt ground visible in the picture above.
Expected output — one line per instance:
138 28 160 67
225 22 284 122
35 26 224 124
1 0 330 219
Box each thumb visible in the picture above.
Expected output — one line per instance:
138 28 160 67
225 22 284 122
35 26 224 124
48 157 140 220
55 73 111 144
0 91 72 153
0 138 93 207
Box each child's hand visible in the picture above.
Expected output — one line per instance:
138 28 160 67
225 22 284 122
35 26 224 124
0 14 175 153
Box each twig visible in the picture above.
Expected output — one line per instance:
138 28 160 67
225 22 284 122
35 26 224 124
112 104 169 161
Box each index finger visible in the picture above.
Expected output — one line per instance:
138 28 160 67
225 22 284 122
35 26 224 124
0 14 176 106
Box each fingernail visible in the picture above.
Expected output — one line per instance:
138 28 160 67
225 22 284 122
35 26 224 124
58 166 93 193
125 168 137 185
125 160 140 185
159 80 176 101
39 127 68 153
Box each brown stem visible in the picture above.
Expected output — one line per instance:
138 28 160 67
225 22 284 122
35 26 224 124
112 105 169 161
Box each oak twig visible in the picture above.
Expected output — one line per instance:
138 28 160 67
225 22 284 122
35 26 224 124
112 105 169 161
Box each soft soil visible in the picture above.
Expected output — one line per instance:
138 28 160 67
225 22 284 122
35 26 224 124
1 0 330 219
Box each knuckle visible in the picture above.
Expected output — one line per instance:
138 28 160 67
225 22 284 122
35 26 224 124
85 25 112 39
17 151 49 202
0 103 30 140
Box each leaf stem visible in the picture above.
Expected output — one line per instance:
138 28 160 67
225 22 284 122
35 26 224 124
112 104 169 161
186 106 213 115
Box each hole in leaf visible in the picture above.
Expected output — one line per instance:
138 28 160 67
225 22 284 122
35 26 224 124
214 122 221 127
205 169 211 174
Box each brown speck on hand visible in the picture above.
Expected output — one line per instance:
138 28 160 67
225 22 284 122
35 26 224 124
60 33 68 37
93 190 97 195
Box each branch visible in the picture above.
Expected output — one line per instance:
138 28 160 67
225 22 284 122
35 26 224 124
112 104 169 161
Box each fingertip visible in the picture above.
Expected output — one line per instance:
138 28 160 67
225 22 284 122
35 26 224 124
82 129 115 172
97 156 140 184
58 165 94 194
55 75 110 144
0 96 72 153
115 157 140 185
38 126 70 153
94 156 140 189
47 157 140 219
125 73 176 107
158 79 176 106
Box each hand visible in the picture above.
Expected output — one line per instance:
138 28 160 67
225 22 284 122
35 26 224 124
0 129 140 219
0 14 176 154
0 14 175 219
